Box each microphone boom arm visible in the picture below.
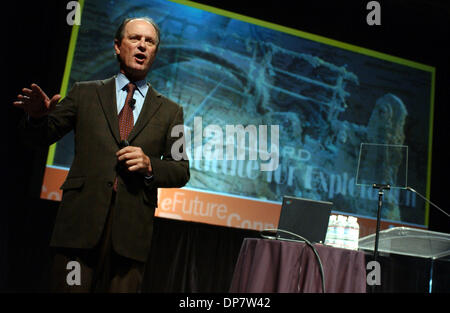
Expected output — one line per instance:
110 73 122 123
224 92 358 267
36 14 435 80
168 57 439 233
407 187 450 218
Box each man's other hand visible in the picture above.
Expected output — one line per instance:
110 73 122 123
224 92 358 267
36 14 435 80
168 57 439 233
116 146 152 176
13 83 61 119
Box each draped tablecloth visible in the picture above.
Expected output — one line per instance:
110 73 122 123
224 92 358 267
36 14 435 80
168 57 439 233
229 238 366 293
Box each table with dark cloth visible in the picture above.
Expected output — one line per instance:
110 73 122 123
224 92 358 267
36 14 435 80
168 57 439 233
229 238 366 293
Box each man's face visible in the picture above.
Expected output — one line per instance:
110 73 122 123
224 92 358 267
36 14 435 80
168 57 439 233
114 19 158 81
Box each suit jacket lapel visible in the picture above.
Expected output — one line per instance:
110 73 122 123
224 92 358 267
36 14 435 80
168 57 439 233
127 84 162 143
97 76 121 145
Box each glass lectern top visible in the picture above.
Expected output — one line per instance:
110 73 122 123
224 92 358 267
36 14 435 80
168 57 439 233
355 143 408 189
358 227 450 259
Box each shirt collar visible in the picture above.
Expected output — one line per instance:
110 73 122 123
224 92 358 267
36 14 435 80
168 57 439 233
116 72 148 97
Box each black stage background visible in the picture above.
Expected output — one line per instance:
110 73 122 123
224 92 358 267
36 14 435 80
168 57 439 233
3 0 450 293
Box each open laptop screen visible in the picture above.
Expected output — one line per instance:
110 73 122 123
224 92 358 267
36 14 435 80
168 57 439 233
276 196 333 244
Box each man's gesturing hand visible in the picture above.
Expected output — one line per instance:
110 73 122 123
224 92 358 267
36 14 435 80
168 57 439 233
116 146 153 176
13 83 61 119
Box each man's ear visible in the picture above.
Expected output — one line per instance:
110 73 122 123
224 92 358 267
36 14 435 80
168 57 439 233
114 39 121 55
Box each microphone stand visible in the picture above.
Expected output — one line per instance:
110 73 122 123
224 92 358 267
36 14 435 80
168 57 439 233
371 183 391 293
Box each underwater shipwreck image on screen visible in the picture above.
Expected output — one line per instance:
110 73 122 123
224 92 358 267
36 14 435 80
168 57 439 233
43 0 434 227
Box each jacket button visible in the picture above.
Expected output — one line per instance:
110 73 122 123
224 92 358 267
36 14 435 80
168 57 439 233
107 181 113 187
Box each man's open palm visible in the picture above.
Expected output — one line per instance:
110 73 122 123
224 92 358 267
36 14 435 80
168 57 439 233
13 83 61 119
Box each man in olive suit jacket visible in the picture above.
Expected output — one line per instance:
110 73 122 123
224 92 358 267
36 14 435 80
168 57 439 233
14 17 189 292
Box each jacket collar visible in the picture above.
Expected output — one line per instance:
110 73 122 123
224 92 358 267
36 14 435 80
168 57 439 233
96 76 163 146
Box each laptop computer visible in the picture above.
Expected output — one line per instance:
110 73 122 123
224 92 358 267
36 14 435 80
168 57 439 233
267 196 333 244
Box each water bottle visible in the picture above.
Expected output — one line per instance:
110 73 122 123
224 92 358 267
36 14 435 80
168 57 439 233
342 215 352 249
325 215 337 246
347 216 360 250
336 215 347 248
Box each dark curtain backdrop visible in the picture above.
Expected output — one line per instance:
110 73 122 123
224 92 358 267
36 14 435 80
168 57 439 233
143 218 258 292
3 0 450 292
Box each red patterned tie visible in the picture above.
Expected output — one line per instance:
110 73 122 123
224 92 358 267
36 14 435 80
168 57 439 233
118 82 136 140
114 82 136 191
